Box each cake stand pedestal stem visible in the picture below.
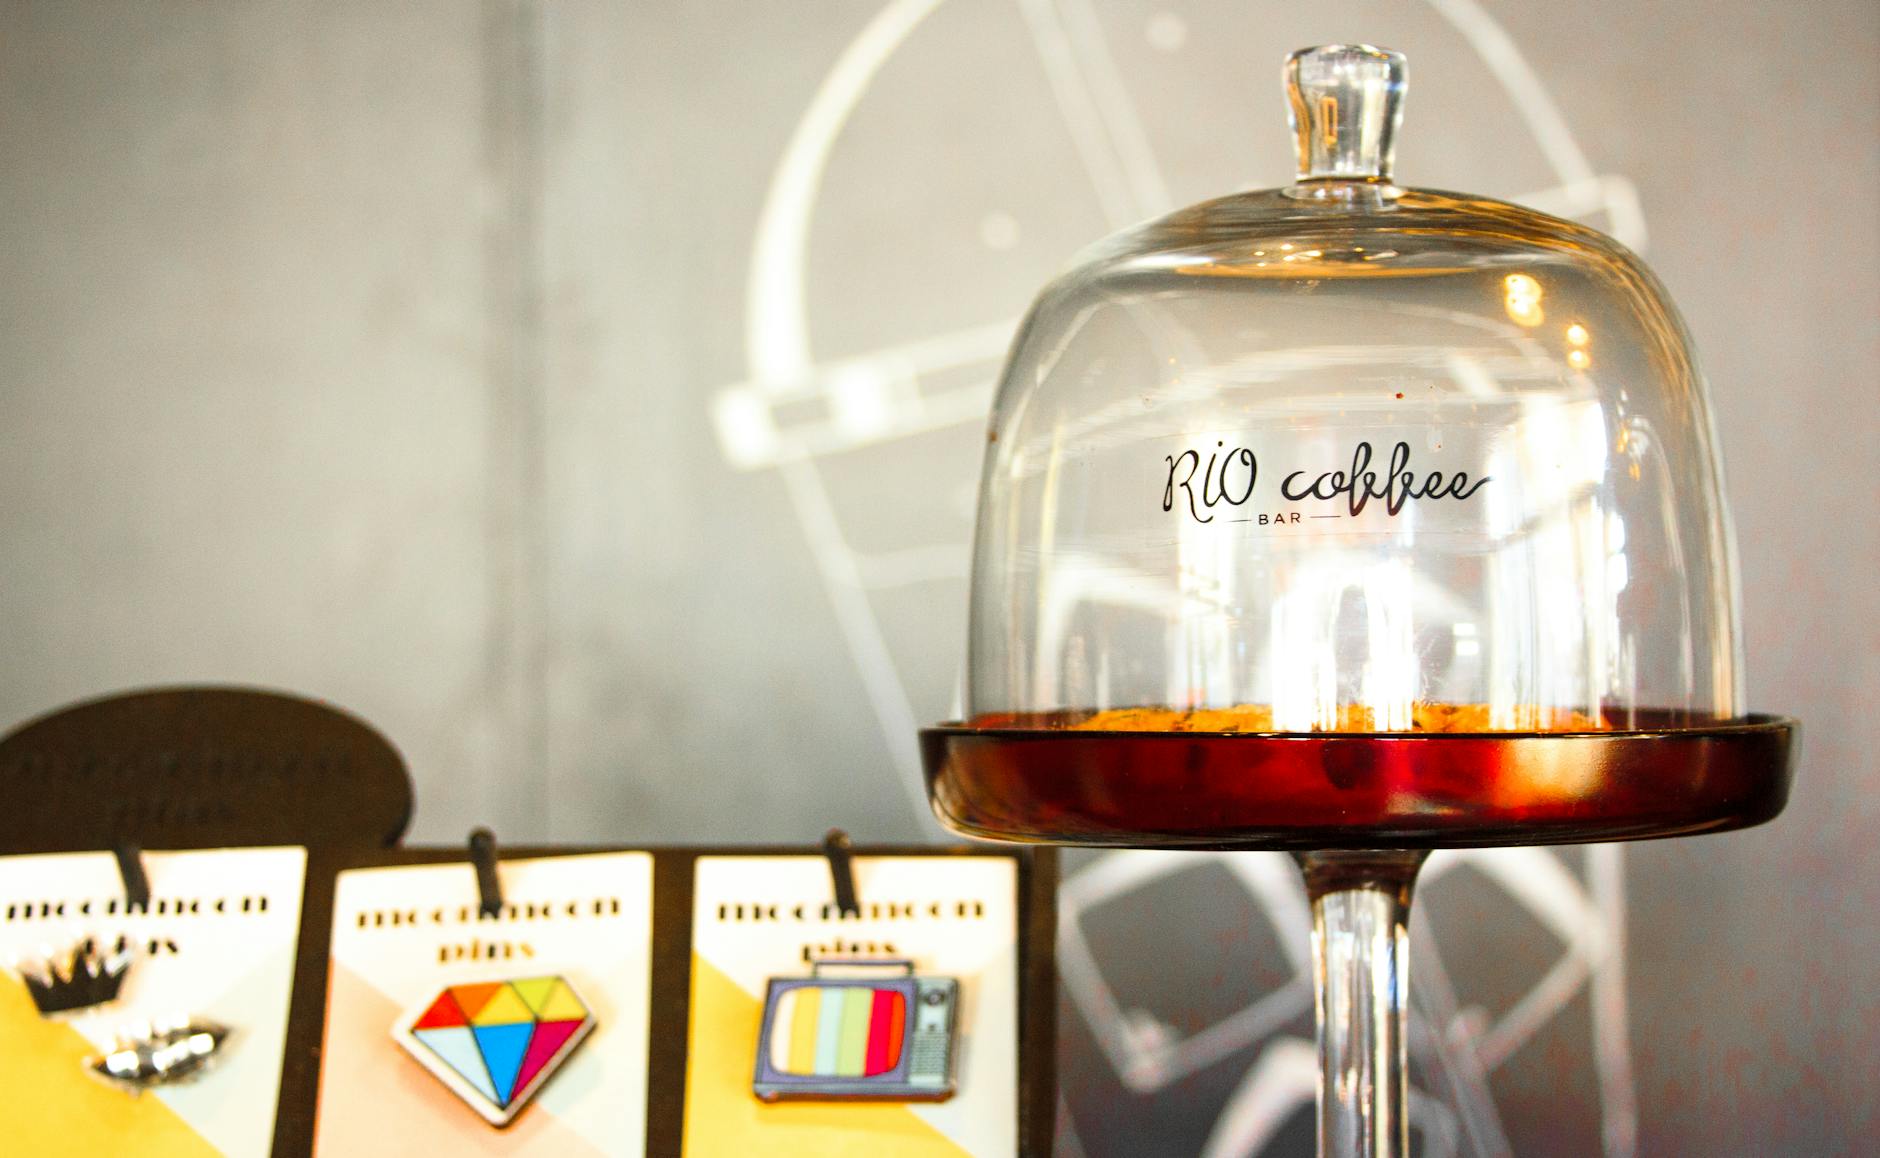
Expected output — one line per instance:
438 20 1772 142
1293 849 1429 1158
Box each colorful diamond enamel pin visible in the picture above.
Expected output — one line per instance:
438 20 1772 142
392 976 595 1126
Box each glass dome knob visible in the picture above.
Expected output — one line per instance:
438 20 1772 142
1284 44 1406 182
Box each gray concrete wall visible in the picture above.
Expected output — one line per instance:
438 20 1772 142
2 1 1874 1152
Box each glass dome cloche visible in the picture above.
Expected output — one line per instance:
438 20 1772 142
919 44 1796 1158
922 44 1795 851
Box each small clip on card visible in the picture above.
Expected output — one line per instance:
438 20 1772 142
822 829 860 918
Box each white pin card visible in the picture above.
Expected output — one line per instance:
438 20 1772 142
314 852 653 1156
0 846 307 1157
683 855 1020 1157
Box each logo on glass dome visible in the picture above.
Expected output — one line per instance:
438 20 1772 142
1163 440 1490 524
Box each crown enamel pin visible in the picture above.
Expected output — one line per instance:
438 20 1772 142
22 936 134 1016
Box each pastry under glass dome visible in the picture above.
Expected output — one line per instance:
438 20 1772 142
919 44 1795 1156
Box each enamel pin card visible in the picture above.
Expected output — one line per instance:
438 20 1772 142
683 855 1020 1157
314 852 653 1156
0 846 307 1157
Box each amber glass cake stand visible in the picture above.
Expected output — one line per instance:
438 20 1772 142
923 714 1796 1152
931 41 1799 1158
922 712 1796 850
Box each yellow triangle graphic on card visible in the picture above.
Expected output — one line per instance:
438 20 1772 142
0 975 220 1156
534 981 588 1023
511 976 560 1015
469 983 533 1026
680 956 971 1157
